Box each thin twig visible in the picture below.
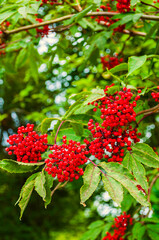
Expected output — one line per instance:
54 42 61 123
141 1 159 10
148 173 159 202
136 104 159 116
54 120 65 144
3 12 159 36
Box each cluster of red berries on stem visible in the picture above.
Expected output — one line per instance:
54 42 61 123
6 85 143 181
45 136 88 182
103 212 133 240
101 54 123 70
151 87 159 102
5 123 48 163
84 84 141 162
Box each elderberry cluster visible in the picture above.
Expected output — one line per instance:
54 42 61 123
101 54 123 70
45 136 88 182
103 212 133 240
116 0 131 13
151 87 159 102
5 124 48 163
84 85 141 162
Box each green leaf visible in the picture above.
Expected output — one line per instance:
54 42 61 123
102 174 123 206
80 164 101 205
132 222 146 240
83 87 105 105
0 159 44 173
131 0 139 6
110 63 128 74
131 155 148 192
80 227 103 240
44 171 54 208
58 128 81 141
40 117 61 134
15 172 38 205
19 180 35 219
122 152 133 172
148 230 159 240
15 48 28 69
35 171 46 200
127 55 147 76
88 220 104 229
100 162 149 206
132 143 159 168
71 122 83 136
18 6 27 18
105 85 120 95
101 223 112 238
0 10 16 24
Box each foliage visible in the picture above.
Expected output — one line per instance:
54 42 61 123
0 0 159 239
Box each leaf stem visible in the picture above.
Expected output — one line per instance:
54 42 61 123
54 120 65 144
148 173 159 202
88 158 106 176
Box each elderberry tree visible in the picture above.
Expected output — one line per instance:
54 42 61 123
0 0 159 240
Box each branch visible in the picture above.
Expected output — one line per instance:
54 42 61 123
141 1 159 10
148 173 159 202
88 158 106 176
136 104 159 116
51 181 68 196
3 12 159 36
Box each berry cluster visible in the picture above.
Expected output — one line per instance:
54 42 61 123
151 87 159 102
103 212 133 240
84 85 141 162
116 0 131 13
36 18 50 37
93 4 126 33
45 136 88 182
5 124 48 163
101 55 123 70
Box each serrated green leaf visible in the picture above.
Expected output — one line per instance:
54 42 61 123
132 222 146 240
110 63 128 74
101 223 112 238
131 155 148 192
80 227 103 240
100 162 149 206
35 171 46 200
19 180 35 219
15 48 27 69
0 159 44 173
132 143 159 168
80 164 101 204
44 171 54 208
40 117 61 134
102 174 123 206
131 0 139 6
88 220 104 229
15 172 38 205
127 55 147 76
58 128 81 141
122 152 133 172
148 230 159 240
71 122 83 136
83 88 105 105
